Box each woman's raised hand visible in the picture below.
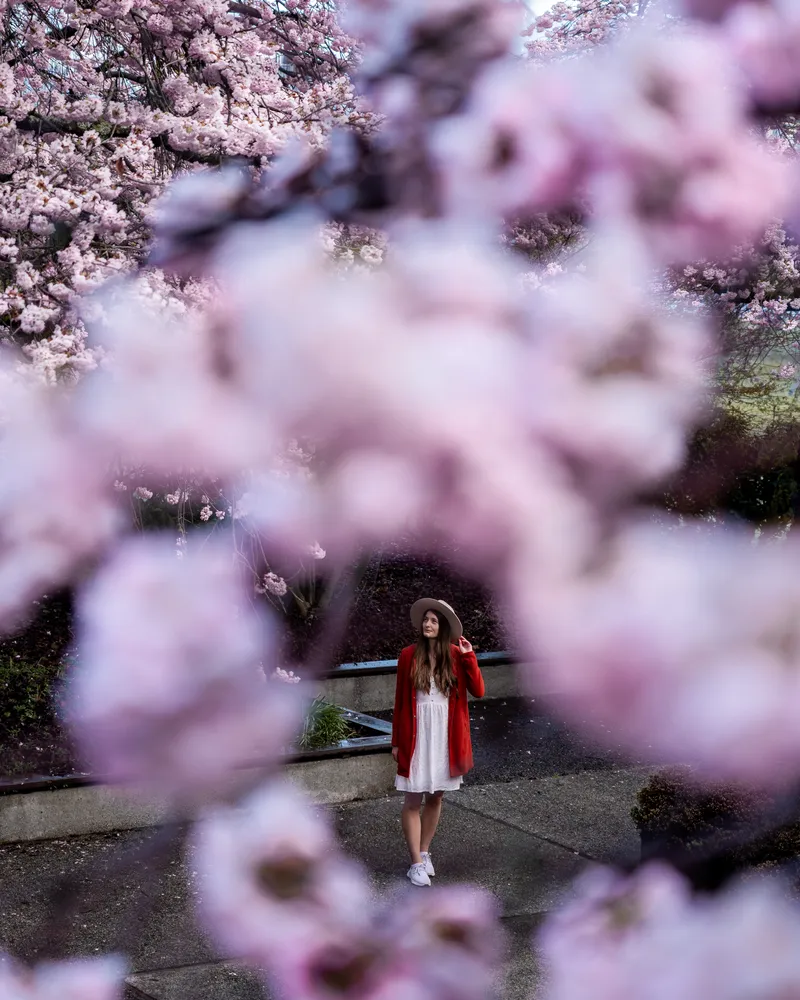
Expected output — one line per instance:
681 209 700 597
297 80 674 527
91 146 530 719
458 635 473 654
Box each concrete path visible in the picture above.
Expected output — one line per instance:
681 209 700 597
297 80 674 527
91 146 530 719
0 765 653 1000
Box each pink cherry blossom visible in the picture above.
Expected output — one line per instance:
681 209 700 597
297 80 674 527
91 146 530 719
578 24 789 263
433 20 787 262
258 572 289 597
0 0 355 383
6 2 800 997
342 0 523 105
212 216 598 576
674 0 744 23
432 58 586 222
383 885 504 1000
525 0 639 58
272 667 300 683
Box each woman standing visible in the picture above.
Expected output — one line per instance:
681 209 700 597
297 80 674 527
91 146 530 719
391 598 485 886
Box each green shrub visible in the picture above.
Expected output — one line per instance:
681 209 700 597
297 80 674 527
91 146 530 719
297 699 356 750
0 656 63 734
632 767 800 889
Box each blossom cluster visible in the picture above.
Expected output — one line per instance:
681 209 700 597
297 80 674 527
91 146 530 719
272 666 300 683
0 0 358 384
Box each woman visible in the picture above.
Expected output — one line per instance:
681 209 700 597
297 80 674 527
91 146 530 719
391 598 485 886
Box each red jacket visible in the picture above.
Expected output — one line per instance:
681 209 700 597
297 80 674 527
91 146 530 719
391 644 485 779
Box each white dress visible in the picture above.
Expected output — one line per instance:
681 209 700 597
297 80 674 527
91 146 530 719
395 679 463 793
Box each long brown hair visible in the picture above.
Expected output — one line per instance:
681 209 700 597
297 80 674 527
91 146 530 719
411 611 456 694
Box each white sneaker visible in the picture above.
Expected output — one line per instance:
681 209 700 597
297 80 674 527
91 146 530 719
421 851 435 877
407 862 431 887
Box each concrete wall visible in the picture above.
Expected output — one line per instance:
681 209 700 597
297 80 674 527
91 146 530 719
0 752 397 845
0 783 174 844
285 752 396 806
319 661 522 713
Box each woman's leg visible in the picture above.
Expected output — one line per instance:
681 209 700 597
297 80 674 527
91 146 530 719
420 791 444 853
401 792 425 864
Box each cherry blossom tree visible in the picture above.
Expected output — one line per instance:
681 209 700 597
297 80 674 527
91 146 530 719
7 0 800 999
0 0 357 383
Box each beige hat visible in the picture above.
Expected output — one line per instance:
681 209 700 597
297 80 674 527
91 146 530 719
410 598 462 642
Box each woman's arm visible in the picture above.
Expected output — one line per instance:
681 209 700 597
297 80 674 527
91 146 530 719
458 638 485 698
391 649 407 748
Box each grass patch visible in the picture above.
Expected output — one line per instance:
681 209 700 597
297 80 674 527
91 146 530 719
297 698 357 750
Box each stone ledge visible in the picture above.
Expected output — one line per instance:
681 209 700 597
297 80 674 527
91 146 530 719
0 751 396 845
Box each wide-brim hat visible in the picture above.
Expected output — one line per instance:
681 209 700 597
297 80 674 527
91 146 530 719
410 598 462 642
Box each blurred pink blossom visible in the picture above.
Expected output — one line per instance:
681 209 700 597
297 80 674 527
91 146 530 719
724 0 800 110
215 217 601 578
383 885 504 1000
194 781 374 978
435 23 787 262
194 780 503 1000
433 59 585 220
579 26 789 263
66 537 303 800
513 516 800 786
523 229 713 490
0 955 126 1000
674 0 745 23
5 3 800 997
0 376 119 630
540 863 800 1000
74 287 273 478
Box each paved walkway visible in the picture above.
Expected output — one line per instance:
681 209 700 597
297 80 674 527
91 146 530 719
0 765 654 1000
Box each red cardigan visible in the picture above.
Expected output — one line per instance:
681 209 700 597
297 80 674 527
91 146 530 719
391 644 485 779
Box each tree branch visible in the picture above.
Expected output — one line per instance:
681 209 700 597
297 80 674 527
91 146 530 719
228 1 264 18
13 114 87 136
151 133 264 167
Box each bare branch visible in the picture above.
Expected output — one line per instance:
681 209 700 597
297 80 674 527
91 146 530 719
228 1 264 18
